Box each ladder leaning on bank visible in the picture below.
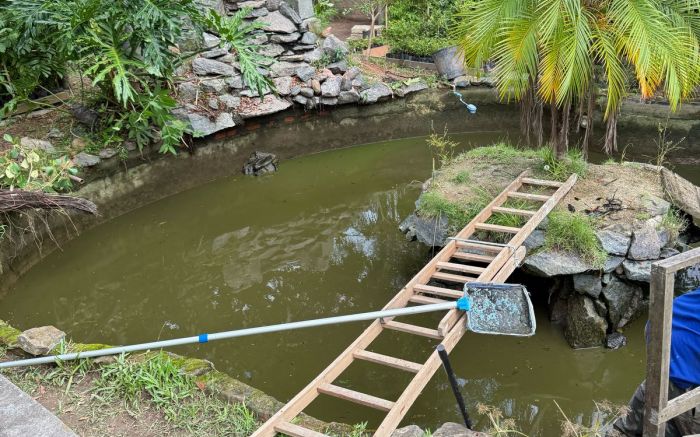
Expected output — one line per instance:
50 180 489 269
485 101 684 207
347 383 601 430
253 170 577 437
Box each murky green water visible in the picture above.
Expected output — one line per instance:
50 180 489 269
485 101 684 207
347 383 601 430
1 128 681 435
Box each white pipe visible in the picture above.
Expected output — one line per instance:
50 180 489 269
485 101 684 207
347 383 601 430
0 301 461 369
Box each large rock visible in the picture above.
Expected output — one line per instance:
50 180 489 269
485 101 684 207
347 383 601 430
391 425 424 437
628 224 662 260
321 35 349 56
20 137 55 153
278 1 302 24
564 295 607 349
200 78 227 93
18 326 65 356
433 422 489 437
523 229 545 250
399 213 448 246
271 61 309 78
256 11 297 33
192 58 236 76
338 89 360 104
596 229 631 256
394 80 428 98
73 152 101 168
320 76 342 97
360 82 393 104
661 167 700 226
643 195 671 217
295 65 316 82
622 259 653 282
602 277 644 329
522 250 594 277
603 255 625 273
176 110 236 137
573 273 603 298
238 95 292 118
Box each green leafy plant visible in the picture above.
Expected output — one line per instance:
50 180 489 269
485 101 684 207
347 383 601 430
427 126 459 167
384 0 458 57
545 211 607 268
314 0 338 28
0 134 78 192
356 0 391 59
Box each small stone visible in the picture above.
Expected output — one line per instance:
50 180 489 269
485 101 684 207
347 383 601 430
628 224 662 260
290 85 301 96
18 326 65 356
603 256 625 273
311 79 321 95
343 66 361 81
321 76 342 97
225 75 244 89
279 54 306 62
178 82 199 102
246 7 268 17
434 422 487 437
453 75 470 88
202 32 221 48
271 61 309 78
303 48 324 64
200 47 228 59
73 152 101 168
266 0 280 10
573 273 603 298
327 61 348 74
98 148 118 159
338 89 360 104
622 259 653 282
391 425 424 437
395 80 428 97
218 94 241 110
273 76 294 95
606 332 628 350
47 128 64 139
192 58 236 76
260 43 285 58
19 137 55 153
296 65 316 82
299 87 314 98
300 31 317 45
208 97 219 110
256 10 297 33
200 78 227 94
596 229 631 256
94 355 117 365
293 95 308 105
321 34 349 57
270 32 301 43
250 33 268 45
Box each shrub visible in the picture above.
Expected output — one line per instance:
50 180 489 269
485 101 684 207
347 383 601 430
383 0 458 57
545 211 607 267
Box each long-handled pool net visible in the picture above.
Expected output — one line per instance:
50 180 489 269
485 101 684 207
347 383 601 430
0 283 535 369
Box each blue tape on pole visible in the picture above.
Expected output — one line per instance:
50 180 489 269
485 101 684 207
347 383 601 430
456 296 471 311
198 333 209 343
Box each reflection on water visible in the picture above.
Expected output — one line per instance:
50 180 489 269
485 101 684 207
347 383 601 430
1 132 651 435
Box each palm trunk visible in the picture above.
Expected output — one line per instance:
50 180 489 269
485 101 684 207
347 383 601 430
559 98 571 152
550 103 566 159
604 109 618 154
581 83 595 160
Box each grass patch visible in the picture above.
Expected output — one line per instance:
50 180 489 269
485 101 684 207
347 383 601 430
659 208 688 245
544 211 607 267
418 191 488 231
536 147 587 180
451 170 471 184
463 142 537 161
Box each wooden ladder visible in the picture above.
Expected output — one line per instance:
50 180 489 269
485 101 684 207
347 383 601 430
252 171 577 437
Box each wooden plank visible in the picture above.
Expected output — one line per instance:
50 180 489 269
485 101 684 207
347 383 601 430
317 383 395 412
431 271 477 283
413 284 462 299
382 321 443 340
521 177 564 187
507 192 550 202
409 294 450 305
436 262 485 275
275 422 329 437
11 91 71 116
450 252 495 263
455 241 504 253
353 350 422 373
659 387 700 423
653 247 700 273
474 223 521 234
492 206 536 217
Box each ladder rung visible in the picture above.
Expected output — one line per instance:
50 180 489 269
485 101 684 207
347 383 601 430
454 241 504 253
409 294 451 305
436 262 485 275
353 350 422 373
508 191 550 202
475 223 521 234
317 383 395 412
413 284 463 299
432 271 477 283
382 321 443 340
275 421 329 437
451 251 495 263
522 177 564 188
492 206 536 217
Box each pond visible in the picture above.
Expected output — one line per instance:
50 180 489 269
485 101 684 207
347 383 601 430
0 121 696 435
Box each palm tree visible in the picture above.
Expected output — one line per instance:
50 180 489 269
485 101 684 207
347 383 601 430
452 0 700 159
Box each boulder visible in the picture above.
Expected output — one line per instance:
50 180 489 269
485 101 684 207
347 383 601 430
300 31 317 45
606 332 628 350
320 76 342 97
643 195 671 217
596 229 631 256
266 0 280 9
522 250 594 277
271 32 301 43
523 229 545 250
256 10 297 33
661 167 700 226
628 224 662 260
344 66 361 81
603 256 625 273
321 35 349 57
245 7 269 17
293 95 308 105
360 82 393 104
190 112 236 136
238 95 292 118
73 152 101 168
564 295 607 349
273 76 294 95
573 273 603 298
391 425 424 437
278 1 302 24
395 80 428 97
17 326 65 356
434 422 488 437
192 58 236 76
271 61 309 78
338 89 360 104
200 78 227 94
622 259 653 282
399 213 448 246
19 137 55 153
327 61 349 75
602 277 644 329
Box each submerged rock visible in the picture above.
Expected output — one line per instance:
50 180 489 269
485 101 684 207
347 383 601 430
606 332 628 350
399 213 449 247
18 326 65 356
602 277 644 329
565 294 607 349
243 151 279 175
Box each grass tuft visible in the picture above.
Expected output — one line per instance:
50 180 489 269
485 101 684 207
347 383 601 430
418 191 482 230
463 142 537 161
451 170 471 184
536 147 587 180
659 208 688 245
544 211 607 268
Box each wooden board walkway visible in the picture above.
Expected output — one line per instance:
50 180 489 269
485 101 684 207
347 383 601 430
252 171 577 437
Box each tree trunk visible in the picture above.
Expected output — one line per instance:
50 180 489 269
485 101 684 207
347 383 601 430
581 83 595 160
550 103 566 159
365 11 376 60
520 78 543 147
604 109 618 154
559 98 571 152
